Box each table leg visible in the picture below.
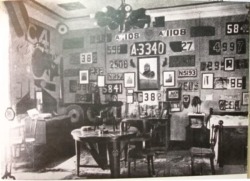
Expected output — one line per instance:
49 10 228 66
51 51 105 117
108 140 120 178
75 140 80 176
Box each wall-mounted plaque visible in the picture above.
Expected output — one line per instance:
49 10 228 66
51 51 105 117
130 41 166 56
226 22 249 35
169 55 195 67
178 69 197 78
159 28 186 37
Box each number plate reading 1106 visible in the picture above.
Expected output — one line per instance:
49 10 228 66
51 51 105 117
102 84 122 94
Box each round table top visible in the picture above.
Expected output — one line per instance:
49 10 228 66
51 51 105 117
71 128 137 142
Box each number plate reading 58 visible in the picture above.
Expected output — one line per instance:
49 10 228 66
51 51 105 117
130 41 166 56
102 84 122 94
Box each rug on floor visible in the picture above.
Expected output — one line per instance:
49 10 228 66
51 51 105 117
62 149 215 179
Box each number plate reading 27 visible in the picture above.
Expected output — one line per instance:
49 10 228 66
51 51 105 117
102 84 122 94
130 41 166 56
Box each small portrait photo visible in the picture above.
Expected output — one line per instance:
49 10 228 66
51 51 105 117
79 70 89 84
224 57 235 71
124 72 135 88
138 57 159 90
202 73 214 89
163 71 175 87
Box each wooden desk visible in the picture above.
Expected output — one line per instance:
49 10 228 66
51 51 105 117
71 128 136 178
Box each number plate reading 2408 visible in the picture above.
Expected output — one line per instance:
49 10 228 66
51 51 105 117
102 84 122 94
130 41 166 56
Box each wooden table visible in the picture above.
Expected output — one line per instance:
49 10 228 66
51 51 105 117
71 128 136 178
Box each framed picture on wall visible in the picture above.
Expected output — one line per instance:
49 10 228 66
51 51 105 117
170 102 181 112
242 92 249 105
202 73 214 89
166 87 181 101
214 77 227 89
138 56 159 90
79 70 89 84
163 71 175 87
97 75 105 87
224 57 235 71
124 72 135 88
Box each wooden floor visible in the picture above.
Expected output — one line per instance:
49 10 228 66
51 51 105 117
9 146 247 180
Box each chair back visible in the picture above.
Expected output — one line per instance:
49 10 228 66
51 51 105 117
24 117 37 140
121 119 153 150
210 120 223 151
120 119 149 134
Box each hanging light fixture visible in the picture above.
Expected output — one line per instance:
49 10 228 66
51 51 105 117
95 0 150 32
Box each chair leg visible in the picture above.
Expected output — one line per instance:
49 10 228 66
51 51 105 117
32 144 35 169
147 156 151 176
191 156 194 175
210 157 215 175
150 156 155 176
128 160 131 177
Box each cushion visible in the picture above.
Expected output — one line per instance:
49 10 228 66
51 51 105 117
190 147 214 157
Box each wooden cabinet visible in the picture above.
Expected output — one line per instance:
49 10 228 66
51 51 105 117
35 115 75 156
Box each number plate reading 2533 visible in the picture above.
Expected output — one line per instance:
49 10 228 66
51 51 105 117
102 84 122 94
130 41 166 56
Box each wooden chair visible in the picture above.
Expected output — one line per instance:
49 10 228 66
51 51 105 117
121 119 155 177
190 120 223 175
9 117 37 168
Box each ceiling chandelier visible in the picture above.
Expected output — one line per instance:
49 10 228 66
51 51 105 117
94 0 151 32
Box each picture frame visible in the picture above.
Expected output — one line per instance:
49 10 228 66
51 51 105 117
138 56 160 90
242 92 249 105
126 89 134 103
202 73 214 89
124 72 135 88
166 87 181 101
170 102 181 112
214 77 227 89
79 70 89 84
224 57 235 71
97 75 105 87
163 71 175 87
161 109 168 119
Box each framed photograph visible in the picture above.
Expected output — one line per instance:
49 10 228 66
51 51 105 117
224 57 235 71
79 70 89 84
97 75 105 87
170 102 181 112
124 72 135 88
166 87 181 101
202 73 214 89
163 71 175 87
214 77 227 89
242 92 249 105
138 56 160 90
161 109 168 119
